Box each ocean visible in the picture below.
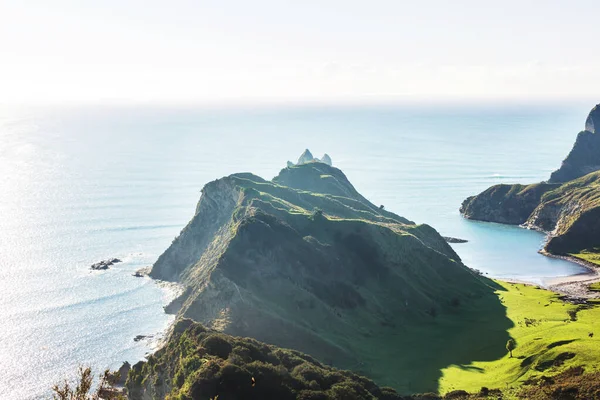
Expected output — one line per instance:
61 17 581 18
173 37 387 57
0 103 591 399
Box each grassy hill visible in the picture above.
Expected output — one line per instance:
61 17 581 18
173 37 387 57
148 162 510 393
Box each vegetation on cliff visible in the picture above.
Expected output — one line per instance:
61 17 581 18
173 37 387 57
126 319 409 400
147 159 513 393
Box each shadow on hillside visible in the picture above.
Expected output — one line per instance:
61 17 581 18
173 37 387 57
349 277 513 395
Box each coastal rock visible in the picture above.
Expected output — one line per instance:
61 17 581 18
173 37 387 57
287 149 333 167
296 148 314 165
461 169 600 260
550 104 600 183
443 236 468 244
90 258 122 270
148 158 498 377
460 183 557 225
117 361 131 385
134 334 154 342
132 266 150 277
585 104 600 133
321 153 333 166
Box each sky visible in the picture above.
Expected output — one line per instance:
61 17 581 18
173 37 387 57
1 0 599 105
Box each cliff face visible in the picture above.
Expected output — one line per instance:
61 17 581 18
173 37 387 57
461 171 600 260
550 104 600 183
460 183 558 225
150 161 494 383
549 130 600 183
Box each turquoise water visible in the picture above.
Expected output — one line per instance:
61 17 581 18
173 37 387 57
0 103 590 399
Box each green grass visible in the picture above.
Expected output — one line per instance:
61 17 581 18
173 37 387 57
589 282 600 292
439 281 600 396
570 248 600 266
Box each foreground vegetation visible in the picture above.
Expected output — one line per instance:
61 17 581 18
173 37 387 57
52 367 123 400
126 319 408 400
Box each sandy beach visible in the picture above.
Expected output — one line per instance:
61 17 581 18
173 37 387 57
542 253 600 300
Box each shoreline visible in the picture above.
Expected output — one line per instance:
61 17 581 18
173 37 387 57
496 251 600 300
463 213 600 300
542 253 600 300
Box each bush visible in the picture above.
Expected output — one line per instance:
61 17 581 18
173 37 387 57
202 334 233 359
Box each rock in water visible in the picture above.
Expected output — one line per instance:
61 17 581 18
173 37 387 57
90 258 122 270
443 236 468 243
296 149 314 165
321 153 333 166
550 104 600 183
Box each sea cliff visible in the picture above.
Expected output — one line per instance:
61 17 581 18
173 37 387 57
461 105 600 264
145 152 504 393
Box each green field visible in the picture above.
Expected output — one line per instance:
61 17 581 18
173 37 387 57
439 281 600 397
570 248 600 266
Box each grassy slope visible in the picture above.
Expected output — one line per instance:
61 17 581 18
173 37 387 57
226 169 511 395
439 281 600 397
152 164 513 395
589 282 600 292
570 248 600 266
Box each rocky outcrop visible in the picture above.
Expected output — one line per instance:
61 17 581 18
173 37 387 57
287 149 333 167
460 183 558 225
550 104 600 183
585 104 600 133
117 361 130 385
461 171 600 259
149 159 494 383
90 258 121 270
297 149 315 165
443 236 468 244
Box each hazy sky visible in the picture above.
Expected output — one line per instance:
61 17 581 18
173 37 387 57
1 0 599 104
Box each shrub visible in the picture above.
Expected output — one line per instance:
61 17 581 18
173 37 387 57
202 334 233 359
52 366 123 400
